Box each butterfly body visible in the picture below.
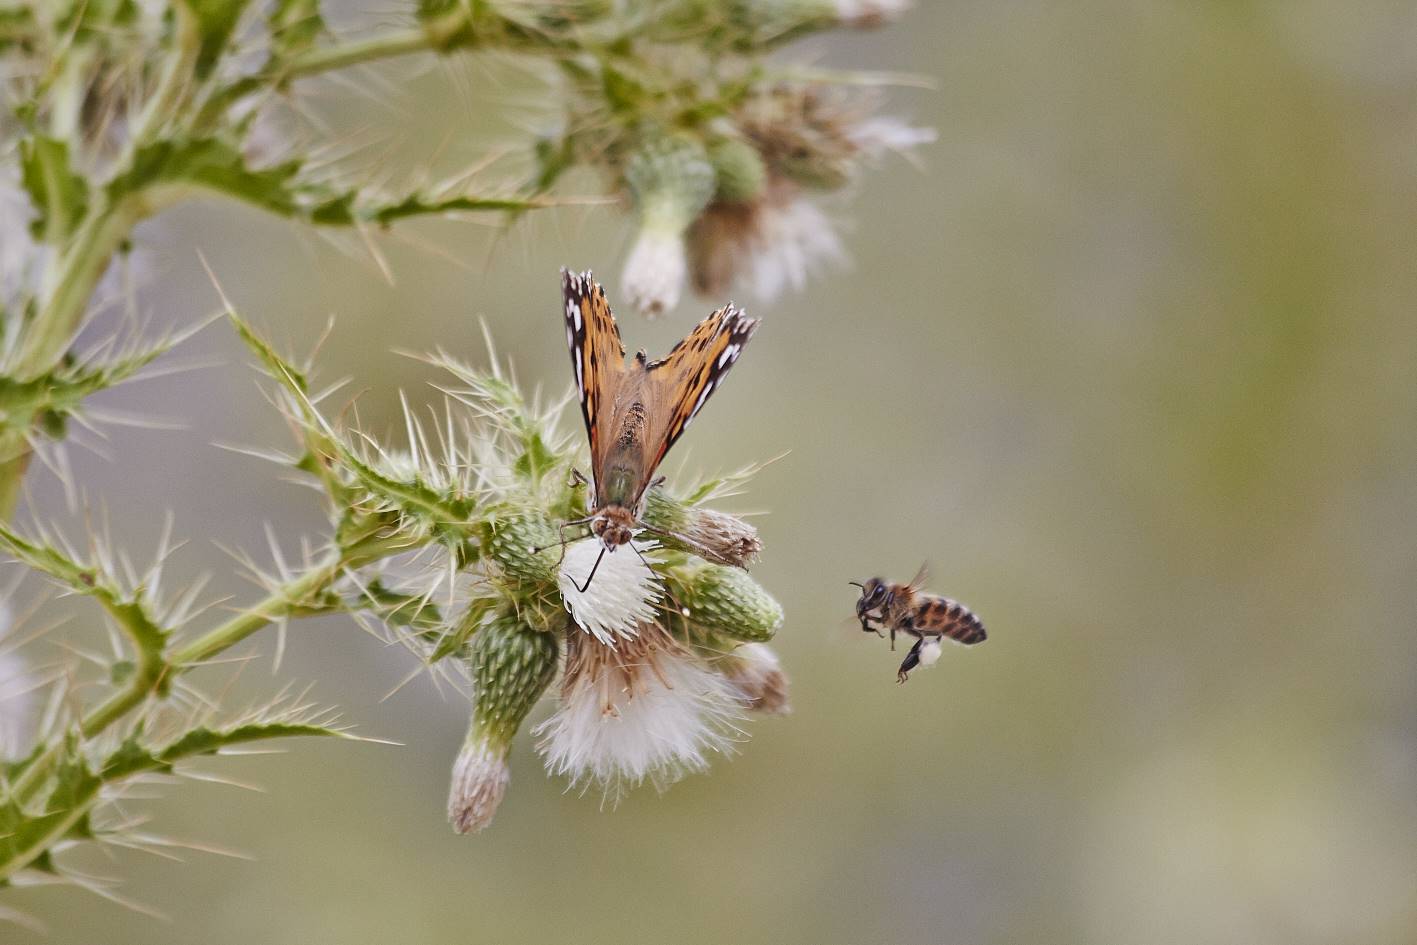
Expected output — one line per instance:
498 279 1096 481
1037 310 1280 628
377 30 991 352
851 568 986 682
561 269 759 570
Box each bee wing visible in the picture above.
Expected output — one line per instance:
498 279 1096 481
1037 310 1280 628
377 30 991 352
908 561 931 593
562 269 627 500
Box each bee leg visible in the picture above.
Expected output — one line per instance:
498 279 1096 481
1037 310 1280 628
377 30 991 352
889 625 897 651
897 638 924 684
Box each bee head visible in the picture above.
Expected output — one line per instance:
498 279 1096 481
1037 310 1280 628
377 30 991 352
851 578 889 620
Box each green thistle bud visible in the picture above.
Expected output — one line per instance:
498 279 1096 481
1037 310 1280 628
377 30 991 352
449 614 560 834
642 489 762 568
708 138 768 204
676 562 784 643
481 507 560 585
624 135 716 228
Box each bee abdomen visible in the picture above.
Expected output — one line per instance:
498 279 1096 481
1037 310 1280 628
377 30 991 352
917 597 987 646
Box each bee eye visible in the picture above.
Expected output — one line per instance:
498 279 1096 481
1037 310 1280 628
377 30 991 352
867 582 887 606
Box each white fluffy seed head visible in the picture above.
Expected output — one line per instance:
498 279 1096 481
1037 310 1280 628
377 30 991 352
447 738 512 835
558 537 662 645
918 639 944 668
535 623 742 801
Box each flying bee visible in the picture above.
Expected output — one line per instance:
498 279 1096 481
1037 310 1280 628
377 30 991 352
849 566 987 683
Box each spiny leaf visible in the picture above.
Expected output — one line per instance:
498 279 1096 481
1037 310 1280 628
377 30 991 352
0 523 169 659
157 722 353 762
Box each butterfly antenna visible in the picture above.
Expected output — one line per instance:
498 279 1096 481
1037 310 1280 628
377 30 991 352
575 545 608 594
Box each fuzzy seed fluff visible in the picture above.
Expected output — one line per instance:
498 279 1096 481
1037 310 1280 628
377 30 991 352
448 738 512 834
535 623 742 799
558 537 662 645
621 228 689 318
918 639 943 668
722 643 791 715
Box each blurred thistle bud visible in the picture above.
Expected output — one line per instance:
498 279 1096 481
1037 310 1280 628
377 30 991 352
620 135 716 316
481 506 561 584
642 489 762 568
536 622 740 797
708 137 769 204
448 613 560 834
676 561 784 643
715 641 790 715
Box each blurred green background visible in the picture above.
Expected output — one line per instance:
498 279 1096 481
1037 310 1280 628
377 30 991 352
9 2 1417 942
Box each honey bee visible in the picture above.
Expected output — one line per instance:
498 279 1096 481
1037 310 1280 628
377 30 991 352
850 567 987 683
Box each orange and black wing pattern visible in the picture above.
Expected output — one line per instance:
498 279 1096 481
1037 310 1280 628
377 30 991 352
562 269 626 474
643 302 760 473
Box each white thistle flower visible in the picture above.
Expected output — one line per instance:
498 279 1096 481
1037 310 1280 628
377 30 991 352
0 603 32 759
846 117 937 161
721 642 791 715
558 537 662 645
834 0 910 27
447 737 512 834
621 227 689 318
536 623 741 797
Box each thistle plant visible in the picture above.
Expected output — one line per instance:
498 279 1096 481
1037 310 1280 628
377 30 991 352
0 0 930 917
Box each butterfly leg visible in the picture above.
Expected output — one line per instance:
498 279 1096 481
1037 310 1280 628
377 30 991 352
897 637 925 684
568 467 588 488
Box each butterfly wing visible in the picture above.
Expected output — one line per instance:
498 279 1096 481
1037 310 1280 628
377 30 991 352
638 302 760 491
562 269 627 494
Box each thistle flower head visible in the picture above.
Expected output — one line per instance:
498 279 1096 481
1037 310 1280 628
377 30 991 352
536 622 741 798
621 136 717 316
448 614 559 833
642 489 762 568
688 179 846 301
558 536 663 645
718 642 791 715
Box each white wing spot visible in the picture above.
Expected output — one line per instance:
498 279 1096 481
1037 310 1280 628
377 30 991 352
717 345 736 369
574 346 585 399
689 385 710 421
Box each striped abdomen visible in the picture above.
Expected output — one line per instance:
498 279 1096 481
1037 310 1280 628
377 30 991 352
913 595 987 645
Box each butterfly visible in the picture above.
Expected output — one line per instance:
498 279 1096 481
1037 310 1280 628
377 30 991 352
559 268 760 590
